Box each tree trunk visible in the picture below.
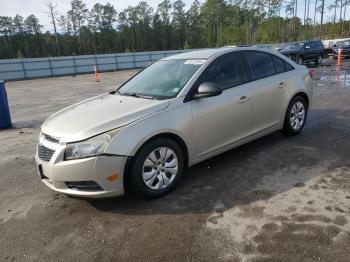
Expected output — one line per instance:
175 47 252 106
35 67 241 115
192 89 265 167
294 0 298 40
304 0 307 24
334 6 337 37
306 0 311 37
320 0 324 38
342 2 347 37
340 0 343 21
313 0 318 37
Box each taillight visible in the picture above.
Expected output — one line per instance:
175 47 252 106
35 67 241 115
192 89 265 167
308 69 313 79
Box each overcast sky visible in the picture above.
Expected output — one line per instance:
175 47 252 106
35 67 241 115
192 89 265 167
0 0 338 31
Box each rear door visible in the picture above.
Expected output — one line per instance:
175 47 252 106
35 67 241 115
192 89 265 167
242 51 288 133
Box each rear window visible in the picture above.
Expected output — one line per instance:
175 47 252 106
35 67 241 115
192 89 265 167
245 51 276 80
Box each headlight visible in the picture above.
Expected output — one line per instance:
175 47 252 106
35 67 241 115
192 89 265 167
64 129 119 160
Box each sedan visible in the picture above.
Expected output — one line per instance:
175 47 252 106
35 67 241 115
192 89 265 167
34 47 313 198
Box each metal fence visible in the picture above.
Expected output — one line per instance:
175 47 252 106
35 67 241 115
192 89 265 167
0 49 197 81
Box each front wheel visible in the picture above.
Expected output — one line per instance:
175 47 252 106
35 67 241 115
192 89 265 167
282 96 308 135
130 138 184 198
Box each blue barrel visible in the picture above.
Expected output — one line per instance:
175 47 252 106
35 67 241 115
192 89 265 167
0 80 12 129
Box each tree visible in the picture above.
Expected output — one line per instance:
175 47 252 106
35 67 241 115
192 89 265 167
186 0 202 48
0 16 14 57
328 1 339 36
200 0 226 46
157 0 172 49
286 0 297 40
24 15 43 56
313 0 318 37
319 0 325 37
44 0 61 56
172 0 186 49
67 0 89 54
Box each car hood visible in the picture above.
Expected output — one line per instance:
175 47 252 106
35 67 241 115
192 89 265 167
41 93 170 143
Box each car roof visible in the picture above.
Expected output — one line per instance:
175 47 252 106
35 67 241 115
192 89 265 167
161 48 221 60
161 47 280 61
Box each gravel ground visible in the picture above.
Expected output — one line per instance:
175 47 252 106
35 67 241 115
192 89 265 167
0 61 350 262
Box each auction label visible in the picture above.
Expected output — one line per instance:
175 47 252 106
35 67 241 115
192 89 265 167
184 59 206 65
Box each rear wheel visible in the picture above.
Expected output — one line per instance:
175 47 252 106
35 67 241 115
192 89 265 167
282 96 308 135
131 138 184 198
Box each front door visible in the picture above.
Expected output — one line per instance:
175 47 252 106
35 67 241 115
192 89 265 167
190 52 254 160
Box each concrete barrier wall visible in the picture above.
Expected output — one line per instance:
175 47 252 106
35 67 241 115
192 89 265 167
0 49 197 81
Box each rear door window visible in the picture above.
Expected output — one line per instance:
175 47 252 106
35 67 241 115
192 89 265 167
244 51 276 80
272 55 285 74
271 55 294 74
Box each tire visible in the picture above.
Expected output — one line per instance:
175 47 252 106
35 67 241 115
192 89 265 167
296 56 303 64
315 55 322 65
130 138 184 198
282 96 308 135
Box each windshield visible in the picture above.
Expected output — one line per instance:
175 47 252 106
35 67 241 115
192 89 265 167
117 59 204 99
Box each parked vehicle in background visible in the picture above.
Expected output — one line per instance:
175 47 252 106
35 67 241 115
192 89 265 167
333 40 350 60
34 47 312 199
279 40 324 65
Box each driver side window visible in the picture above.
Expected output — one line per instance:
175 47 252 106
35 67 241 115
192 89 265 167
199 53 244 90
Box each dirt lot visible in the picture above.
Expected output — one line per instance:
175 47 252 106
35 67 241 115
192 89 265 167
1 61 350 262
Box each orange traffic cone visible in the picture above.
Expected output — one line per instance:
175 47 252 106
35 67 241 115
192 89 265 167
337 47 342 66
93 64 100 82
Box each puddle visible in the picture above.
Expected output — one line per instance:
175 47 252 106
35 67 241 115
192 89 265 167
319 69 350 88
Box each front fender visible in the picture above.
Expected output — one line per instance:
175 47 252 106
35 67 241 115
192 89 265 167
104 103 195 164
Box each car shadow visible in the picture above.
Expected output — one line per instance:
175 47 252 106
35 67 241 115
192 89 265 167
86 107 350 216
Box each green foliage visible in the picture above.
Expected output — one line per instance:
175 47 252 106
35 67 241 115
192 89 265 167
0 0 350 59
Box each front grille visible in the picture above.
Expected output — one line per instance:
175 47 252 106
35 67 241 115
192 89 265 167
38 145 55 162
43 133 60 144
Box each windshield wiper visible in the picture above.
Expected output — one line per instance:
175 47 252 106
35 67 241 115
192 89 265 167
119 91 155 100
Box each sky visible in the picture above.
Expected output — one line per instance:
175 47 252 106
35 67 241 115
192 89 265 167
0 0 340 31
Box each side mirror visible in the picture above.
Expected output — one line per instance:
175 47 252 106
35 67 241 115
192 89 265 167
305 45 311 49
192 82 222 99
275 47 281 51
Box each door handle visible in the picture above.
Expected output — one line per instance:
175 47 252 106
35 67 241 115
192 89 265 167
278 82 286 88
238 96 249 103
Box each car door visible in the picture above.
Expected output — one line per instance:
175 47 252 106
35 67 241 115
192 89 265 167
242 51 286 133
190 52 255 159
302 42 313 61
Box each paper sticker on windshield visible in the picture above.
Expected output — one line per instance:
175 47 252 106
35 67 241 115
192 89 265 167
172 87 180 93
184 59 206 65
